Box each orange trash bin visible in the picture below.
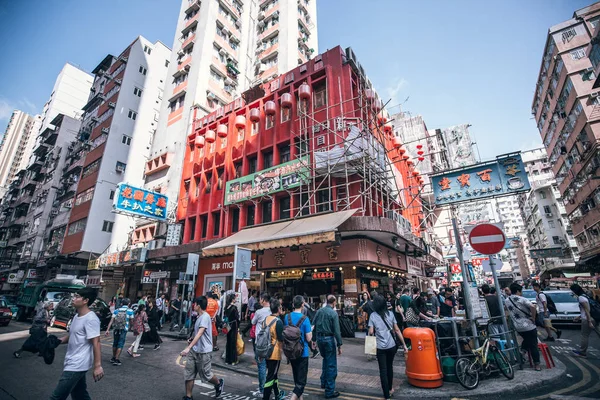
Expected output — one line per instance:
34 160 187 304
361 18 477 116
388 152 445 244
403 327 443 388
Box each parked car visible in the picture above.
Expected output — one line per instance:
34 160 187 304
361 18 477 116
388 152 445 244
50 295 112 331
0 299 13 326
0 296 18 319
545 290 580 324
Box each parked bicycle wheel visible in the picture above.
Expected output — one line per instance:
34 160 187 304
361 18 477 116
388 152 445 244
455 357 479 390
491 346 514 380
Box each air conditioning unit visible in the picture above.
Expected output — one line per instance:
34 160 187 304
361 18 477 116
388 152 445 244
221 28 229 36
546 212 553 217
591 91 600 98
116 164 125 173
119 56 128 63
177 50 185 57
225 77 233 85
259 64 267 72
101 127 110 134
235 19 242 28
51 209 59 216
108 102 116 108
258 11 265 20
257 20 265 28
219 48 227 56
115 79 122 85
586 66 594 73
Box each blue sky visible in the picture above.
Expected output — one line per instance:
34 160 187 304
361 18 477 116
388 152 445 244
0 0 594 159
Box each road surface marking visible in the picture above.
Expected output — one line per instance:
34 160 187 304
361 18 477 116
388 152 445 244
526 357 591 399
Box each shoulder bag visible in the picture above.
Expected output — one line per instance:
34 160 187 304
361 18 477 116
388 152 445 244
380 312 402 348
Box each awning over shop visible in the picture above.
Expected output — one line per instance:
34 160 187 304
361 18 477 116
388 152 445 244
563 272 592 278
202 209 357 257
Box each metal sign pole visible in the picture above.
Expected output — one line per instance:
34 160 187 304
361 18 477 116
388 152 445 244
155 277 160 299
232 245 238 293
452 216 479 347
489 256 510 338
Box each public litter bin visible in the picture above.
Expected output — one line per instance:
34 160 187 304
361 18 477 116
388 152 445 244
404 327 443 388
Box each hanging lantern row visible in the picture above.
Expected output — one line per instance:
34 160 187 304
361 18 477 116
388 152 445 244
250 108 260 122
235 115 246 129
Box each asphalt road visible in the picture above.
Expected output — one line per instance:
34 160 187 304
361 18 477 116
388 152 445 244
0 321 598 400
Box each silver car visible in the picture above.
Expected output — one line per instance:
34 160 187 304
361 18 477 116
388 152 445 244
544 290 580 324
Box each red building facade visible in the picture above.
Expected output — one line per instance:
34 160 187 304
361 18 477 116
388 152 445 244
177 46 428 302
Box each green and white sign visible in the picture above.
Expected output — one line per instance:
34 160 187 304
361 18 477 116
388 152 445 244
225 156 310 205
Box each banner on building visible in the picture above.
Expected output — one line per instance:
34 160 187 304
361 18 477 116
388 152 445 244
7 270 25 284
407 257 424 276
95 248 148 268
113 183 168 221
224 156 310 205
26 269 37 279
186 253 200 275
233 246 252 280
166 224 182 246
530 247 564 259
431 153 530 206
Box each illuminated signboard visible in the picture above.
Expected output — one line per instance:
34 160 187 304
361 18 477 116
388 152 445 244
113 183 168 221
225 156 309 205
312 272 335 280
431 154 530 206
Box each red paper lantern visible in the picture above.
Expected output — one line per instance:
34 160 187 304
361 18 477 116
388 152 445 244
205 130 216 143
281 93 293 108
195 136 205 148
417 150 424 156
418 156 425 161
265 100 276 115
298 83 311 100
392 137 402 148
416 144 423 150
235 115 246 129
249 108 260 122
217 124 228 138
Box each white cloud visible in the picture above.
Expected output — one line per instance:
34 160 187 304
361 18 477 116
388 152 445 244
0 98 15 121
0 97 39 123
18 98 37 114
385 77 409 108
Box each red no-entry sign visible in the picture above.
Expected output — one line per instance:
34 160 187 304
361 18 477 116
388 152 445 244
468 223 506 255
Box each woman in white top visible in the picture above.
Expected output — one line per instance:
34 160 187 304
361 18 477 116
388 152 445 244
368 295 408 400
570 283 600 357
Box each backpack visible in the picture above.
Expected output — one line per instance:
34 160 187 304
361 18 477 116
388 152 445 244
540 292 558 314
255 317 277 359
113 309 128 331
282 314 307 360
585 295 600 321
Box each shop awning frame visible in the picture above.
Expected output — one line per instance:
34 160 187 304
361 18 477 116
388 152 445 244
563 272 592 278
202 209 357 257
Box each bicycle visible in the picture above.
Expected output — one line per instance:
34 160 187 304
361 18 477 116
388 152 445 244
455 324 514 390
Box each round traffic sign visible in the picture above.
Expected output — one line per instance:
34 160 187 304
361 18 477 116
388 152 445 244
468 223 505 255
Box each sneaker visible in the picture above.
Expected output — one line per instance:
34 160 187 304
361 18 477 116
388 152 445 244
13 351 20 359
138 346 144 350
276 390 286 400
215 378 224 398
110 357 116 364
114 359 122 366
127 349 134 357
251 390 263 398
572 350 587 358
557 330 562 339
182 396 193 400
543 336 555 342
154 344 161 350
312 349 320 359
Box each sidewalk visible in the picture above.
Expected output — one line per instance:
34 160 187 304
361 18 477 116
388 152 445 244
161 329 566 398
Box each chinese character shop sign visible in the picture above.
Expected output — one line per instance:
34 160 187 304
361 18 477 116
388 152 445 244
431 154 530 206
114 183 168 221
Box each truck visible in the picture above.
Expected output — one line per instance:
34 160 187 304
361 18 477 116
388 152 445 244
15 277 86 321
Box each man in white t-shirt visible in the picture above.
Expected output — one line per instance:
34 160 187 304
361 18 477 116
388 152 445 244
49 287 104 400
571 283 600 357
506 283 541 371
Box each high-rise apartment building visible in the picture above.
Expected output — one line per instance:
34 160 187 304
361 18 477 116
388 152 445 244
518 148 578 279
140 0 319 244
59 37 171 268
0 111 41 199
0 64 92 279
532 3 600 270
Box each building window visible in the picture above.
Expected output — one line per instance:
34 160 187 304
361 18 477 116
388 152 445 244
548 220 555 228
213 212 221 236
116 161 127 173
279 196 290 219
262 201 272 223
133 87 143 97
279 145 290 163
248 157 257 174
82 159 101 178
128 110 137 120
67 218 87 236
543 205 552 214
139 65 147 75
314 85 326 109
144 45 152 54
102 220 114 232
75 187 94 206
263 152 273 169
217 168 224 190
281 106 291 122
205 173 212 193
247 205 255 226
165 60 170 67
552 236 561 245
231 208 240 233
591 43 600 69
122 135 132 145
265 114 274 129
251 121 259 136
109 190 115 200
317 188 331 212
540 190 546 199
200 215 208 238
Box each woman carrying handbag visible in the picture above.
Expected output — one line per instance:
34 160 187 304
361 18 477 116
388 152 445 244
128 304 148 357
368 295 408 400
224 293 240 365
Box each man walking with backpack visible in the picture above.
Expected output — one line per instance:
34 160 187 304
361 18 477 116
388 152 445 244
254 298 286 400
283 295 312 400
251 293 272 398
313 295 343 399
570 283 600 357
532 282 561 341
105 298 134 366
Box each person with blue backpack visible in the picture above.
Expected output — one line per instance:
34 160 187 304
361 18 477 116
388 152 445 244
571 283 600 357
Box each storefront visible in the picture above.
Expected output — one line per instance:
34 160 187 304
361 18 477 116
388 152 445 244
196 254 259 296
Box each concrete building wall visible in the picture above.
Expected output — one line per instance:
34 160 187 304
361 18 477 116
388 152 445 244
0 111 36 197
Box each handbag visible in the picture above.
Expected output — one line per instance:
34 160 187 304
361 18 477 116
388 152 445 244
364 335 377 355
143 322 151 332
405 307 420 326
236 332 245 356
380 312 402 348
